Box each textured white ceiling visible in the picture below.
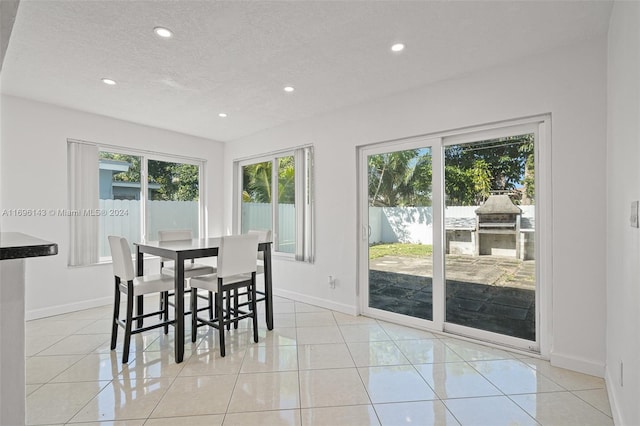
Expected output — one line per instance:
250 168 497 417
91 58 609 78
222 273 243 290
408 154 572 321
1 0 612 142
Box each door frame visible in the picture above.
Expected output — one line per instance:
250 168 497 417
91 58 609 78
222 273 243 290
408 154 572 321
357 136 444 331
356 115 552 357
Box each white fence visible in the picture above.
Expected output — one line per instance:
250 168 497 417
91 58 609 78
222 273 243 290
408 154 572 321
241 203 534 247
369 207 433 245
368 205 535 245
99 199 198 257
241 202 295 253
99 200 534 256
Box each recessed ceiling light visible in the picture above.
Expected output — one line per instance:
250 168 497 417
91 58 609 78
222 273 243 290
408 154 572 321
218 113 228 118
391 43 405 52
283 86 295 93
101 78 117 85
154 27 173 38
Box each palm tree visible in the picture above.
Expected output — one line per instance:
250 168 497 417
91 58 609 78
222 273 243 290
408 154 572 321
243 161 272 203
242 157 296 203
368 149 432 207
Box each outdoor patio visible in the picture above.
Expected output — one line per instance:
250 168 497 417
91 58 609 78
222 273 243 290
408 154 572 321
369 254 536 341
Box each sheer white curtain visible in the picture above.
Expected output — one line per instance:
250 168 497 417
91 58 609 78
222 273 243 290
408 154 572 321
68 141 99 266
294 146 314 262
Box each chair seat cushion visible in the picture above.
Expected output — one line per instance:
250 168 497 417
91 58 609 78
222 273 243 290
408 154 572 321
120 274 175 296
190 273 253 293
162 263 215 278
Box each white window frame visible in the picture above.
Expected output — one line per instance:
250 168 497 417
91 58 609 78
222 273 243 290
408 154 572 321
69 139 206 264
234 145 314 262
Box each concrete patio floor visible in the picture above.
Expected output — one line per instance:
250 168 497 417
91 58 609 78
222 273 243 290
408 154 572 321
368 254 536 341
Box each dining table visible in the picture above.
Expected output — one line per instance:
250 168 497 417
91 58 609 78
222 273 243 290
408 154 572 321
134 237 273 363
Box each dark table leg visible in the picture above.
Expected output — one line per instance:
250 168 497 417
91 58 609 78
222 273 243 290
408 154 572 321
263 243 274 330
136 246 144 328
175 254 185 363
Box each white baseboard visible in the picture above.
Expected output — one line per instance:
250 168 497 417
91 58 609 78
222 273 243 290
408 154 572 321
272 288 357 316
605 366 624 426
26 296 112 321
26 290 358 321
550 350 605 378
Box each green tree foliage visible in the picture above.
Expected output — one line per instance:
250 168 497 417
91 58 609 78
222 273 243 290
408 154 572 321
442 158 493 205
445 134 534 205
242 161 272 203
367 134 534 208
519 139 535 203
277 156 295 204
242 156 295 203
99 152 199 201
148 160 199 201
368 149 432 207
100 152 141 182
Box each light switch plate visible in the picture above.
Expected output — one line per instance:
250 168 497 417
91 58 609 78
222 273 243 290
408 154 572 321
631 201 639 228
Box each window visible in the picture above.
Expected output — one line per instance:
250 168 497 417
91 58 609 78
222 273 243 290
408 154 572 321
145 159 200 242
98 151 142 258
236 146 313 262
68 139 204 265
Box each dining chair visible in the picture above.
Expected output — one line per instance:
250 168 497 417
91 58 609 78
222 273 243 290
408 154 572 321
189 233 260 357
108 236 175 363
157 229 215 317
248 229 272 276
158 229 215 277
227 229 272 329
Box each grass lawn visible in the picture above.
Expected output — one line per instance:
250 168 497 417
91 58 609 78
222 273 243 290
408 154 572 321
369 243 433 259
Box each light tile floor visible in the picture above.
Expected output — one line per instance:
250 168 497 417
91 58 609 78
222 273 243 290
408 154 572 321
25 297 613 425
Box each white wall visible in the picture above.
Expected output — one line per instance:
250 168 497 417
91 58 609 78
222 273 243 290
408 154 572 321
224 39 608 376
606 1 640 424
0 95 225 319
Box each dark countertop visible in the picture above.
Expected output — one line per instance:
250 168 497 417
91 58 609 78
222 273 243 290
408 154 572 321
0 232 58 260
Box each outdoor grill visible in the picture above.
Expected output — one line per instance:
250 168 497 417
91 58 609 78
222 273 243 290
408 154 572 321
475 194 522 258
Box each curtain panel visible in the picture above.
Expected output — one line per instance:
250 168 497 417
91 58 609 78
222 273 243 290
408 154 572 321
67 141 99 266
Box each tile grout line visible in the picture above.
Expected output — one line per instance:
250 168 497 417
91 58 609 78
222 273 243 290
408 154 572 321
25 299 613 425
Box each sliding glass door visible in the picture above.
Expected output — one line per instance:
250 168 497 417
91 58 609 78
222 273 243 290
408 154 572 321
359 138 442 326
443 128 538 349
359 119 547 353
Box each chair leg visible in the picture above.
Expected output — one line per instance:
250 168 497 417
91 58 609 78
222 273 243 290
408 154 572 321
110 281 121 350
163 291 170 334
226 290 232 331
233 288 239 329
251 282 258 343
136 295 144 328
191 288 198 343
159 261 166 319
217 292 225 357
208 292 214 321
123 292 134 364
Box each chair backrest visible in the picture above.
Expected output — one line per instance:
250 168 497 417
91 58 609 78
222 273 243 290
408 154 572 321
158 229 193 242
108 236 135 281
218 234 259 278
248 229 271 242
158 229 194 264
248 229 272 260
